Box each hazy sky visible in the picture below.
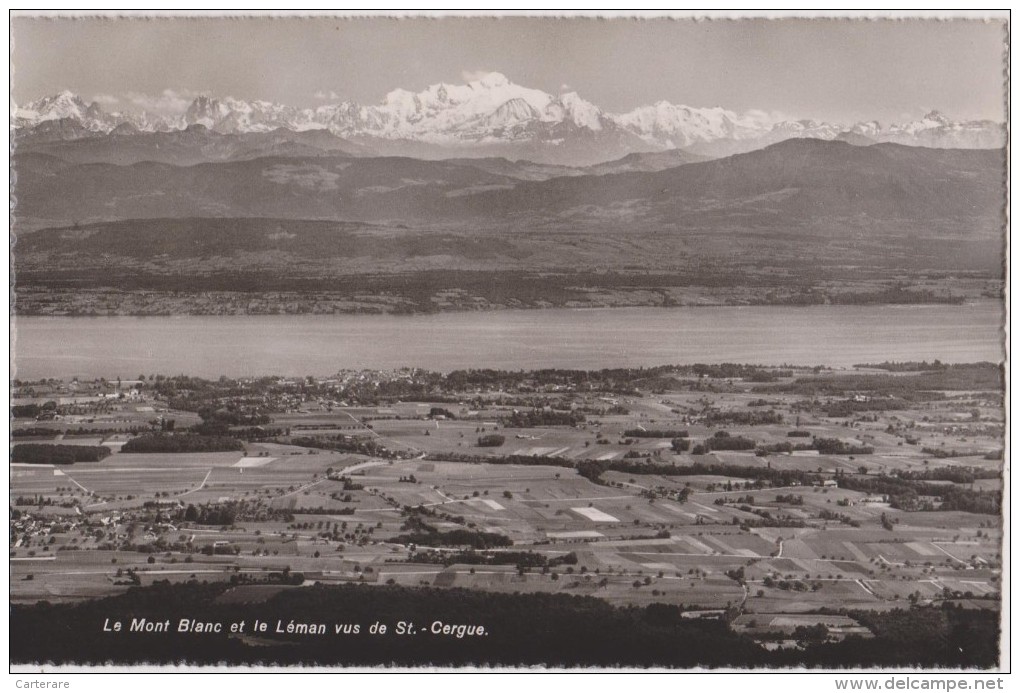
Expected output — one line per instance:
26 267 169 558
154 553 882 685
11 16 1008 123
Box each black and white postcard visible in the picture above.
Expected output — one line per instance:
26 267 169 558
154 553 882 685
8 12 1009 673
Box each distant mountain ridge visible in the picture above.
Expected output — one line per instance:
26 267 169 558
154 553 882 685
14 73 1006 166
14 137 1005 313
13 139 1004 237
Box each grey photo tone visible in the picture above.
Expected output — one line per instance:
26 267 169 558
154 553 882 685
9 16 1007 669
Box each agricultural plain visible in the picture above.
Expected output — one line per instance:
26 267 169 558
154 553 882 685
11 363 1003 648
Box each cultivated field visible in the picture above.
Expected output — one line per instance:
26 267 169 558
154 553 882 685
11 365 1003 635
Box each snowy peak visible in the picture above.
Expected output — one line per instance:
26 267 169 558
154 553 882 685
485 98 541 128
182 95 314 133
19 91 101 129
184 95 228 128
612 102 752 148
881 110 1006 148
27 90 90 117
769 119 843 140
368 72 557 141
14 79 1007 159
546 92 604 130
471 71 511 90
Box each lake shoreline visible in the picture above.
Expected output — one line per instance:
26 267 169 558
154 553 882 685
12 277 996 317
9 298 976 318
11 302 1005 381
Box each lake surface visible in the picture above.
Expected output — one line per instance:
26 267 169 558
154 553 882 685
11 303 1005 380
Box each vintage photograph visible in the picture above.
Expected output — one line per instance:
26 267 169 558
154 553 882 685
8 14 1008 670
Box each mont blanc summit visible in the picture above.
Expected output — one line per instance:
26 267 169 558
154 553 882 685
15 72 1005 165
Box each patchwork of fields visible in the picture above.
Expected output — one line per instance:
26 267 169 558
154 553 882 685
11 365 1003 636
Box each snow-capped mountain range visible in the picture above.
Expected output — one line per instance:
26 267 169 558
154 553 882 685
14 72 1006 164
